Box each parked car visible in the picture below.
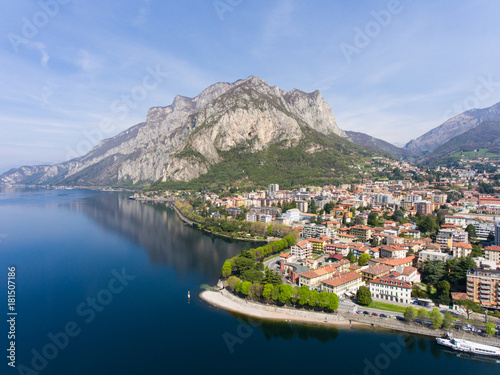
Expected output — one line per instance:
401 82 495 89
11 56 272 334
379 314 387 318
363 311 370 315
389 315 396 320
371 313 378 317
356 310 362 314
396 316 406 322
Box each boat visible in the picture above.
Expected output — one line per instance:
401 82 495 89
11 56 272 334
436 332 500 357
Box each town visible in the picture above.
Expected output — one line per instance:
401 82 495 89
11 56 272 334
137 156 500 335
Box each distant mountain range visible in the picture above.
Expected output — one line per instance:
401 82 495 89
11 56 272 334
1 76 499 188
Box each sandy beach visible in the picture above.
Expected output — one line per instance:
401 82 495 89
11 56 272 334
200 289 359 327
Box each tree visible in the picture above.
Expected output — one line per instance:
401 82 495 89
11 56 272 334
411 285 428 299
241 269 264 283
465 224 477 240
367 212 379 227
404 306 416 322
318 291 330 309
485 322 496 335
227 276 241 291
418 308 428 320
358 253 370 266
235 281 242 293
222 260 233 278
308 289 319 307
249 284 263 300
291 286 300 304
443 312 454 329
298 285 310 306
356 286 372 306
455 299 482 319
328 293 339 311
262 284 273 301
417 215 439 234
346 250 356 263
271 285 280 301
279 284 293 305
240 281 252 296
422 260 445 285
471 244 482 258
436 280 450 305
430 308 443 329
234 256 255 274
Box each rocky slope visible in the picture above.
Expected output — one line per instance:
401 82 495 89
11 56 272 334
404 102 500 155
1 76 348 187
345 131 404 158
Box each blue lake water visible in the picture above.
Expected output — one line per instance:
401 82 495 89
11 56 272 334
0 188 498 374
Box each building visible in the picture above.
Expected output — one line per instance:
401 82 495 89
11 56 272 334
297 200 309 213
298 265 339 288
436 229 453 251
245 213 257 222
302 224 336 239
260 214 272 223
467 268 500 307
308 238 325 253
361 264 392 282
452 242 472 258
484 246 500 263
369 273 412 304
373 256 416 270
444 216 467 228
496 221 500 246
290 240 313 259
395 266 421 284
418 250 452 267
350 225 372 242
268 184 279 197
320 272 364 297
414 201 432 215
379 246 407 259
282 208 301 223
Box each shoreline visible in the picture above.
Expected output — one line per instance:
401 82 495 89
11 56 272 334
200 289 360 327
172 203 271 243
200 289 500 347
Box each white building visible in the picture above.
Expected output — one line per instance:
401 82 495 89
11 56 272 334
302 224 336 239
495 221 500 246
260 214 272 223
282 208 301 223
369 273 412 304
290 240 313 259
320 272 364 297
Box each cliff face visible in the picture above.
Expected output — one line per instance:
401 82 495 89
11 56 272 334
404 102 500 155
1 76 346 187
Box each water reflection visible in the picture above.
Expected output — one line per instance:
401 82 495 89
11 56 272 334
233 314 340 343
66 193 255 281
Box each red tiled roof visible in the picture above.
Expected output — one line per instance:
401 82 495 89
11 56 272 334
322 271 363 287
485 246 500 252
369 273 411 289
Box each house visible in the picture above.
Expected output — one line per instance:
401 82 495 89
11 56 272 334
369 272 412 304
484 245 500 263
281 262 310 284
302 223 336 239
452 242 472 258
290 240 313 259
418 250 452 267
320 272 364 297
395 266 421 284
298 265 339 288
361 264 392 282
325 254 344 263
380 245 407 259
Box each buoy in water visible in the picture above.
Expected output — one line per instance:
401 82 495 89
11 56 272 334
188 291 190 299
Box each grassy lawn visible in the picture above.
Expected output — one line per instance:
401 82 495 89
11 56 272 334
367 301 408 314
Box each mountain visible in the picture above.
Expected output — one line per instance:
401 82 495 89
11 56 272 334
345 131 404 158
404 102 500 155
418 121 500 166
1 76 376 189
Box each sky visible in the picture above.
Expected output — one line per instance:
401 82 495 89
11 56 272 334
1 0 500 173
